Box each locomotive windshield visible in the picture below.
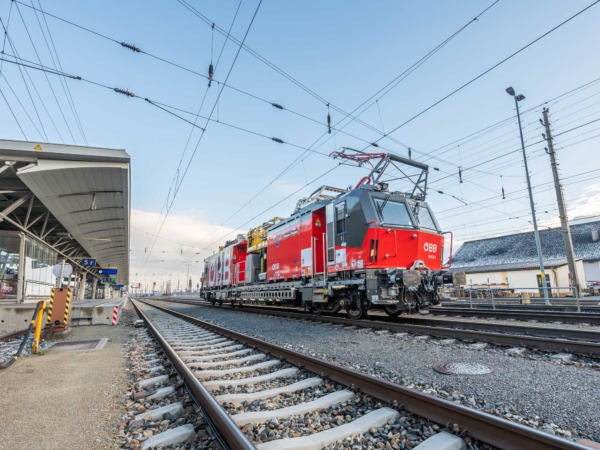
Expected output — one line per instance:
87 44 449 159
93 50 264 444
374 198 412 226
416 207 437 231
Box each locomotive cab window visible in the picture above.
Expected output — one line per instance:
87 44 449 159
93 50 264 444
374 198 412 227
416 206 438 231
335 202 346 235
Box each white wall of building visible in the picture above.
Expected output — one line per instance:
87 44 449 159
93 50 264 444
463 260 586 296
584 261 600 282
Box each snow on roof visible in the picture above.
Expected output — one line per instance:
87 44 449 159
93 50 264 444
452 221 600 272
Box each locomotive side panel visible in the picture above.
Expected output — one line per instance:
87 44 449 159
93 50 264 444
266 216 304 281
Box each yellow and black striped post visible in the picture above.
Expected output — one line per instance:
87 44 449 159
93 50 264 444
46 289 55 325
63 289 72 324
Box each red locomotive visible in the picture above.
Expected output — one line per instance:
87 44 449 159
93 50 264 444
201 150 465 319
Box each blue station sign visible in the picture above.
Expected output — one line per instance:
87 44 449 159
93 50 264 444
81 258 97 267
98 268 118 275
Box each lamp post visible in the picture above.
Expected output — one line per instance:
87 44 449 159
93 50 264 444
506 87 550 304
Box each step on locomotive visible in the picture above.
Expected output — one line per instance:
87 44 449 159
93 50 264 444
201 150 466 319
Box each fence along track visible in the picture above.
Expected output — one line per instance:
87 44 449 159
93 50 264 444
153 298 600 357
431 307 600 324
137 298 590 450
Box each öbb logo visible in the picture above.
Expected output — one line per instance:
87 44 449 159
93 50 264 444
272 263 280 270
423 243 437 253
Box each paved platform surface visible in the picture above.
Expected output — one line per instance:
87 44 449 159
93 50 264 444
0 302 134 449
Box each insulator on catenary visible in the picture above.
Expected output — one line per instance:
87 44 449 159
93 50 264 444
459 167 463 183
437 190 444 194
208 63 214 88
271 137 284 144
114 88 134 98
120 42 141 52
271 103 284 109
370 143 379 148
434 167 439 171
408 148 412 159
502 187 505 200
327 103 331 134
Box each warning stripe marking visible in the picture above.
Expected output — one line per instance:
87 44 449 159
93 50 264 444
63 289 72 323
111 305 119 326
46 290 55 324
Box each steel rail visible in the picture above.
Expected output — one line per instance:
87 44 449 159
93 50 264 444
0 328 28 341
139 299 589 450
131 300 255 450
431 307 600 325
153 298 600 356
167 298 600 341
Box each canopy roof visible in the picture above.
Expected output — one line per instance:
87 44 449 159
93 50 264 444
0 140 130 285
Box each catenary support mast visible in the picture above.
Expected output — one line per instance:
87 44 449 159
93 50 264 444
542 108 581 298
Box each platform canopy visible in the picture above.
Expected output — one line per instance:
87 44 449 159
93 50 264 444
0 140 130 285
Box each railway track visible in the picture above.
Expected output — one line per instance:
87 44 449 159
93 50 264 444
430 307 600 325
150 298 600 357
132 298 591 450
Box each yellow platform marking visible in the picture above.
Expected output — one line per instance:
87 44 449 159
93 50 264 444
63 289 72 323
46 289 55 324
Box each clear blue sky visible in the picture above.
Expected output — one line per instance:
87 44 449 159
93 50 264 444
1 0 600 285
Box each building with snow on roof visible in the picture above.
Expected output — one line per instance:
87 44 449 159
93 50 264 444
450 220 600 297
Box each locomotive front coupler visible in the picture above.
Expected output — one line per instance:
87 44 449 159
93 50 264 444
385 268 422 287
436 271 467 286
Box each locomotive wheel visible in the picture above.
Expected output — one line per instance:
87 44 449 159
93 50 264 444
346 307 367 320
384 304 403 318
313 303 342 315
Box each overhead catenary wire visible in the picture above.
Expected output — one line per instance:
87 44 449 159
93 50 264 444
166 1 502 269
0 54 330 158
1 27 75 142
34 0 88 145
13 1 76 143
0 71 45 137
363 0 600 151
0 88 27 138
0 17 49 141
13 0 390 144
140 0 263 271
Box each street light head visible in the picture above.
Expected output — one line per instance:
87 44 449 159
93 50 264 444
516 94 526 101
506 87 515 96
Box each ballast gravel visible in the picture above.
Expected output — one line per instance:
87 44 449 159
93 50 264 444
151 300 600 443
140 302 496 450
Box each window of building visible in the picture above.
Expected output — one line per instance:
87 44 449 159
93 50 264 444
24 237 58 299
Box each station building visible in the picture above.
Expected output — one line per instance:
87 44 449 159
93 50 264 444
0 139 129 320
451 220 600 296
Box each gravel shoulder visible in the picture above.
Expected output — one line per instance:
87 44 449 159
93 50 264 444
0 303 134 450
152 300 600 443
